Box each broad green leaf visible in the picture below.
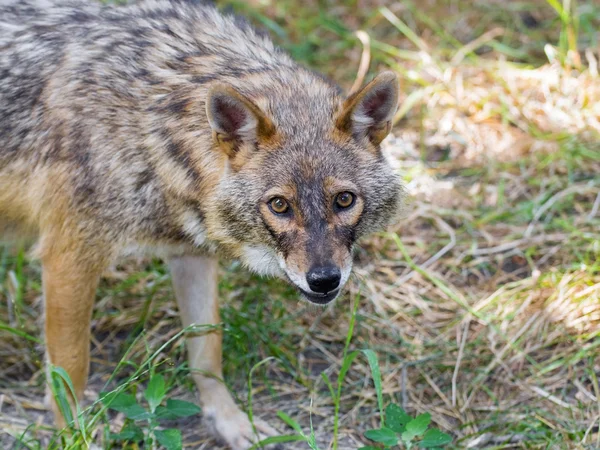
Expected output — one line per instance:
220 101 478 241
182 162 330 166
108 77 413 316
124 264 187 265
109 424 144 442
364 427 399 447
164 399 201 417
155 428 182 450
362 350 384 426
117 404 152 420
402 413 431 442
155 405 177 420
357 447 380 450
407 413 431 435
419 429 452 448
386 403 412 434
101 391 136 410
101 391 150 419
145 374 166 413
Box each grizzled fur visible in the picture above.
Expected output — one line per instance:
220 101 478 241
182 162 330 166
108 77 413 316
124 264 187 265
0 1 403 448
0 0 402 262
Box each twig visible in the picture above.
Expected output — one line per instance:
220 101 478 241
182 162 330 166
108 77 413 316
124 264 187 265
451 27 504 66
379 6 430 53
349 31 371 95
470 233 569 256
574 379 597 402
588 190 600 221
586 48 599 78
525 182 598 238
401 364 407 412
528 385 573 409
390 215 456 288
452 320 470 407
462 312 539 412
582 415 600 445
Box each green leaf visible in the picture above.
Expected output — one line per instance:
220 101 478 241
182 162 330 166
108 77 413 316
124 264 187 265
402 413 431 442
155 405 177 420
101 391 150 419
155 428 182 450
247 434 306 449
276 411 303 434
145 374 166 413
109 424 144 442
362 350 385 427
120 404 152 420
338 350 359 388
49 365 90 441
358 447 380 450
386 403 412 434
321 372 335 399
364 427 399 446
419 429 452 447
407 413 431 435
163 399 201 418
48 367 74 428
101 391 136 410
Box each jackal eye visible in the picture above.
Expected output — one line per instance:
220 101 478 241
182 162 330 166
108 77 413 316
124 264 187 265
269 197 289 215
335 192 355 209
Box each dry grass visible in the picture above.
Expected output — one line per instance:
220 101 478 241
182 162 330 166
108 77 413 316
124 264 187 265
1 0 599 449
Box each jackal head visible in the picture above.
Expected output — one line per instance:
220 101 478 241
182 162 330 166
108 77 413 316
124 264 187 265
205 72 403 305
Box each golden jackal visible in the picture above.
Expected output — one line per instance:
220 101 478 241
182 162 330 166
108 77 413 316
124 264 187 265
0 0 403 448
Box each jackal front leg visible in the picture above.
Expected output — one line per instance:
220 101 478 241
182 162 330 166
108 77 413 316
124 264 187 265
169 255 278 450
42 241 105 427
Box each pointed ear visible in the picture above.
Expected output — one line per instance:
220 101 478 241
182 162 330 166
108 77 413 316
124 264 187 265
336 71 399 146
206 84 276 157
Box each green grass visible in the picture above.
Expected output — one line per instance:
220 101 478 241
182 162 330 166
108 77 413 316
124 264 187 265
2 0 600 448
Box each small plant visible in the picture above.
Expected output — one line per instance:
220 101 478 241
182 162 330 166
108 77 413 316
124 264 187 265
360 350 452 450
46 326 207 449
361 405 452 449
101 373 201 450
248 302 453 450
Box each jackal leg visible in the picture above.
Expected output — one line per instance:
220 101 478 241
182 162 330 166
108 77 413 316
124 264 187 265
169 255 278 450
42 245 103 426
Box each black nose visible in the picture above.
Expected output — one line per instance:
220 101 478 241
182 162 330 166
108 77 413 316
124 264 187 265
306 266 341 294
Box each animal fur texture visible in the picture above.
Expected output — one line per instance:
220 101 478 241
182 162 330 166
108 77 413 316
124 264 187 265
0 1 404 448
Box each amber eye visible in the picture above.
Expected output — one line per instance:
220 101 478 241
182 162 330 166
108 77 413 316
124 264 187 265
269 197 289 214
335 191 355 209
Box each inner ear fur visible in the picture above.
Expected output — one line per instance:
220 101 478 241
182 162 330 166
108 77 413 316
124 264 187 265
336 71 399 146
206 84 276 158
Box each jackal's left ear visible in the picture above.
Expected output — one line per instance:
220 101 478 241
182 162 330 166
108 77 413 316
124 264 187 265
336 71 399 146
206 84 276 157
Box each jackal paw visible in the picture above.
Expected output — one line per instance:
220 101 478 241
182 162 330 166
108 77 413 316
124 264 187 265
204 405 280 450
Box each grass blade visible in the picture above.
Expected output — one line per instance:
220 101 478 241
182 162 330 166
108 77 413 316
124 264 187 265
362 349 385 427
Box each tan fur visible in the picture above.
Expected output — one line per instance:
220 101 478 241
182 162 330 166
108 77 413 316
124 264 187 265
40 226 108 426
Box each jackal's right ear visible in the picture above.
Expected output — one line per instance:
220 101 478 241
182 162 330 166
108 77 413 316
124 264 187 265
206 84 276 158
336 71 399 146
